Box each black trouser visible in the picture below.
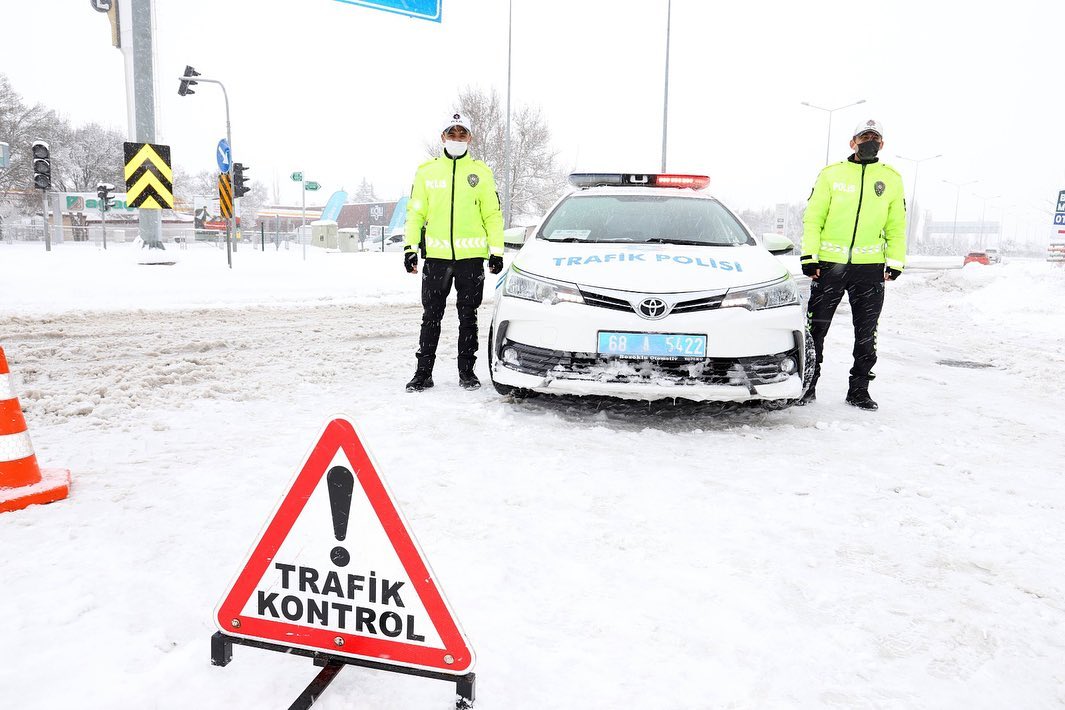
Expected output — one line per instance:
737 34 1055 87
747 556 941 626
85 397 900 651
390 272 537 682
807 262 885 391
416 258 485 374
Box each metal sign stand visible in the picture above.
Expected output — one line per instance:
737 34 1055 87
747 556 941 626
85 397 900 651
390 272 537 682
211 632 476 710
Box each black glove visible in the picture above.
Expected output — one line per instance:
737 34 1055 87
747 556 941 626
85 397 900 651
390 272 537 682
403 251 418 274
801 259 820 278
488 255 504 274
885 267 902 281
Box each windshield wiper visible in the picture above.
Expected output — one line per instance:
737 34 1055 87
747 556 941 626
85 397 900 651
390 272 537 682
643 238 716 246
542 237 588 242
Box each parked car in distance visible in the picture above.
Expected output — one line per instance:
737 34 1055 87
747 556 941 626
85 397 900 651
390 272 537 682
963 251 990 266
984 247 1002 264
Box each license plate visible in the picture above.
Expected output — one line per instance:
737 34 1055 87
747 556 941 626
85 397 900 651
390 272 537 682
597 332 707 359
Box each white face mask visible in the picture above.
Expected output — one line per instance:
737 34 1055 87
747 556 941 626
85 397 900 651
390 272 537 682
444 140 469 157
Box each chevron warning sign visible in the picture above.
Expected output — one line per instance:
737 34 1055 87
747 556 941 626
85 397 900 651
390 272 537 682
123 142 174 209
219 173 234 219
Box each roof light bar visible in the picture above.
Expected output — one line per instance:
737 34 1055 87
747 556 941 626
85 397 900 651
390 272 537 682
568 173 711 190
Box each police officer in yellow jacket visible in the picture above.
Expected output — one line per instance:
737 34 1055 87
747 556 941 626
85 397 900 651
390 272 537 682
403 111 505 392
800 119 906 410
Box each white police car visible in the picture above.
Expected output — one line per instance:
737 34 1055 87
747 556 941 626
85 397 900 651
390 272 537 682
488 173 813 406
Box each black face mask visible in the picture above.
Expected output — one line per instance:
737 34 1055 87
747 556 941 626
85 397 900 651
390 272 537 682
856 139 880 161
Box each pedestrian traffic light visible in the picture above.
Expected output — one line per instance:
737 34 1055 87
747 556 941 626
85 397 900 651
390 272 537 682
31 141 50 190
96 182 117 212
178 65 200 96
233 162 251 198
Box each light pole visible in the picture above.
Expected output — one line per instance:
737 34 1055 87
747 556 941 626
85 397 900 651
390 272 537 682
801 99 866 165
661 0 672 172
894 153 942 245
977 193 1000 248
942 179 979 254
503 0 513 228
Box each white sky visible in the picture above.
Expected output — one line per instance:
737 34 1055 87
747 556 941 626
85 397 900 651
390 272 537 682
3 0 1062 242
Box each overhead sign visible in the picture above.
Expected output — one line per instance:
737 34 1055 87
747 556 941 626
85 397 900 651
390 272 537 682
123 142 174 209
333 0 442 23
218 174 234 219
216 139 232 173
215 417 474 673
304 181 321 191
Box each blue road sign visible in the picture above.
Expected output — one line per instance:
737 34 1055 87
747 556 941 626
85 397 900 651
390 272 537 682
216 139 232 173
333 0 441 22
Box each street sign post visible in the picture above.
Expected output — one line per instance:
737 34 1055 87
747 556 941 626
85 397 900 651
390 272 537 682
216 139 232 173
332 0 442 22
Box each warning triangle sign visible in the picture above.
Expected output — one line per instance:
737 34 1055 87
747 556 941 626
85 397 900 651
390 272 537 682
215 417 475 674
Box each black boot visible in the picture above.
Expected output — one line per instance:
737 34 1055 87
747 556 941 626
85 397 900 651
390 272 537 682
458 368 481 391
797 386 816 405
405 370 434 392
845 386 878 410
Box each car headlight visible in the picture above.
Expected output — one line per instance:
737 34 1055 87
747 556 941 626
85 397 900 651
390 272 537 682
721 276 798 310
503 269 584 306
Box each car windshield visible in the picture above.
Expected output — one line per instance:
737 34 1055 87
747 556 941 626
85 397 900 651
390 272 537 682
538 194 753 246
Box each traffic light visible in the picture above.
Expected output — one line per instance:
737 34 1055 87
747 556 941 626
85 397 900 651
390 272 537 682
96 183 117 212
31 141 50 190
233 162 251 198
178 65 200 96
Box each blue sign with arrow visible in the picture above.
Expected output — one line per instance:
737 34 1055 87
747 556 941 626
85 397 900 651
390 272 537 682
216 139 232 173
333 0 441 22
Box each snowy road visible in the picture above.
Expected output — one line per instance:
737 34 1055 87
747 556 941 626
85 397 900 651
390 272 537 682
1 246 1064 709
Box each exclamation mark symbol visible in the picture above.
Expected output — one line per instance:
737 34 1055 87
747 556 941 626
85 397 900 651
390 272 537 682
327 465 354 567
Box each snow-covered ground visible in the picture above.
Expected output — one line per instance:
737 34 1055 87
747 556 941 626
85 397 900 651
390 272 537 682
1 241 1064 709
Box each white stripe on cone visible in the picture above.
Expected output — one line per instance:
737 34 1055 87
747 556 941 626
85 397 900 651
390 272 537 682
0 431 35 463
0 373 14 401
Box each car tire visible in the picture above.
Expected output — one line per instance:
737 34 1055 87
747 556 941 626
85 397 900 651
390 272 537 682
764 329 816 411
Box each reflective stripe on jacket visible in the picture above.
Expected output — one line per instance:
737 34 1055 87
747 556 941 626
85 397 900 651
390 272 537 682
801 158 907 270
404 153 504 260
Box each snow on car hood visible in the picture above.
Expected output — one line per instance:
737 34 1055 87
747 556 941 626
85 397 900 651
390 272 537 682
512 240 788 292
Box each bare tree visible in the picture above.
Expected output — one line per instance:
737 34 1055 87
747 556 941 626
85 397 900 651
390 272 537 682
58 122 125 192
0 73 69 212
422 86 566 226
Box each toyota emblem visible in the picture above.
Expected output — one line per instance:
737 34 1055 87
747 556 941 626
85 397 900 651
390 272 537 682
637 298 669 320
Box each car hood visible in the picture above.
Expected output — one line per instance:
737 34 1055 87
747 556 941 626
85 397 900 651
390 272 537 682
513 240 788 292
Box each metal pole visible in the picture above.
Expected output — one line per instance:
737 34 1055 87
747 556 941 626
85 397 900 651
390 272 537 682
101 204 108 250
660 0 671 172
42 190 50 252
261 223 264 251
952 188 960 253
301 177 306 261
503 0 512 229
183 76 233 268
131 0 162 250
824 111 832 167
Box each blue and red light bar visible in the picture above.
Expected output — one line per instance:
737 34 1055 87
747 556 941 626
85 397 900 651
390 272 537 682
568 173 711 190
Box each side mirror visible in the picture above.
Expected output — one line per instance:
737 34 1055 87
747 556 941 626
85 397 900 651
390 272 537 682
503 226 529 247
762 233 795 255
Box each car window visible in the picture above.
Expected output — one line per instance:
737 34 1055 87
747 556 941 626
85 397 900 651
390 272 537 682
538 194 753 246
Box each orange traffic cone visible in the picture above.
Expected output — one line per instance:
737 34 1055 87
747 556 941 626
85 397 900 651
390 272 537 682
0 345 70 514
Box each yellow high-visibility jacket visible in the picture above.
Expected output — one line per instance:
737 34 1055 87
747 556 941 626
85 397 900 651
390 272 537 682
404 153 504 260
801 157 907 270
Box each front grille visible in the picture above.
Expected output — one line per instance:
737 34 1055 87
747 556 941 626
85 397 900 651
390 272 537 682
671 295 725 314
501 340 795 388
579 289 632 313
579 287 725 315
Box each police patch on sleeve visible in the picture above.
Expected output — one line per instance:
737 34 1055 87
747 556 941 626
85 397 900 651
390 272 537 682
874 180 885 197
467 173 479 187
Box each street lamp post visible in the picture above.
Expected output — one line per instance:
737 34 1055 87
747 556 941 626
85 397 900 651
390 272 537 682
895 153 942 245
977 193 1001 248
943 179 980 254
801 99 866 165
661 0 672 172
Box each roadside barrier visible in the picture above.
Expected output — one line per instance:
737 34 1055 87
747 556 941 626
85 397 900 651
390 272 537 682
0 345 70 514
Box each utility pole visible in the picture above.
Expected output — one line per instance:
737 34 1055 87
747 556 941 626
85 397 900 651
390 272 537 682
895 153 943 245
661 0 671 172
503 0 513 229
801 99 867 165
129 0 163 251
